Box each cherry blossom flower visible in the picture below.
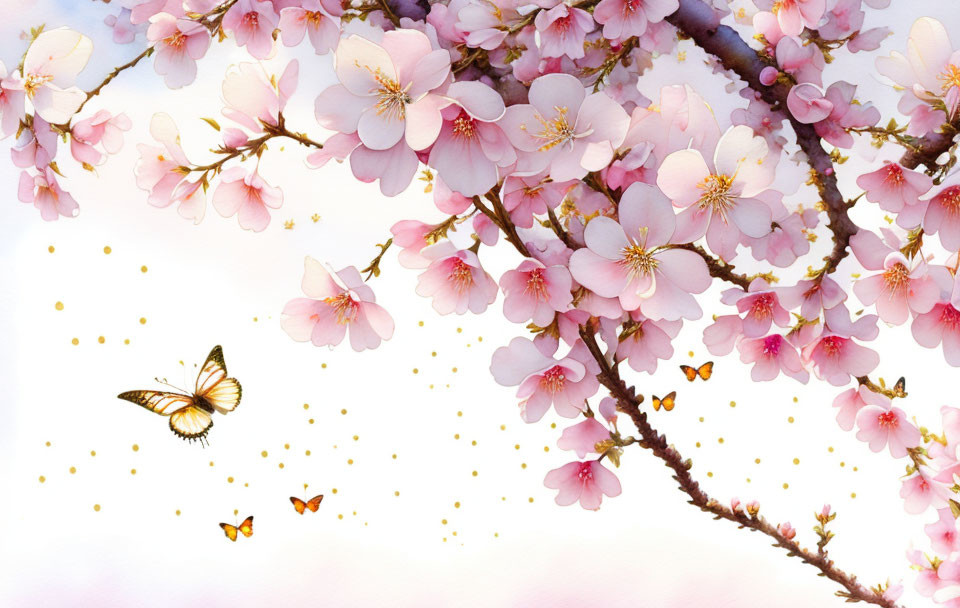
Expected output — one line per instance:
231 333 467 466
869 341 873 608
543 460 622 510
923 180 960 251
135 113 208 222
813 82 880 148
557 418 611 458
17 166 79 221
801 305 879 386
703 314 743 357
925 509 960 555
147 13 210 89
850 229 942 325
212 167 283 232
737 334 808 383
775 36 825 86
501 174 572 229
500 73 629 182
657 125 774 261
912 302 960 366
315 31 452 153
70 110 132 167
779 275 846 321
832 385 890 432
499 259 573 327
278 0 342 55
534 4 594 59
786 83 833 124
281 257 395 352
104 8 138 44
18 28 92 123
773 0 826 36
901 466 949 515
0 68 26 139
415 241 498 315
456 0 520 50
615 315 680 374
222 60 298 133
593 0 678 41
490 337 599 422
856 162 933 214
721 278 791 338
569 182 711 321
222 0 279 59
777 522 796 540
855 403 920 458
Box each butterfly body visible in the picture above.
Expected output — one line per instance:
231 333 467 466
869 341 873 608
118 345 242 443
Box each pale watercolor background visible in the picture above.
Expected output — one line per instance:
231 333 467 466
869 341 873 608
0 1 958 606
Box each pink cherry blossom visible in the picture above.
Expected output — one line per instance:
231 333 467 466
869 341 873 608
104 8 137 44
212 167 283 232
501 174 573 229
786 83 833 124
775 36 825 86
778 522 796 540
832 385 890 432
616 315 680 374
315 31 452 153
147 13 210 89
657 125 774 261
774 0 826 36
278 0 341 55
720 278 790 338
877 18 960 119
778 275 846 321
801 305 879 386
569 182 711 320
500 73 629 182
222 0 279 59
912 302 960 366
737 334 808 383
490 337 599 422
17 166 79 221
543 460 622 510
534 4 594 59
0 68 26 139
557 418 611 458
925 509 960 555
135 112 208 222
855 404 920 458
281 257 395 352
856 162 933 214
18 28 92 123
901 466 949 515
415 242 498 315
456 0 520 51
923 182 960 251
499 259 573 327
593 0 678 41
222 60 298 133
703 314 743 357
70 110 132 167
813 82 880 148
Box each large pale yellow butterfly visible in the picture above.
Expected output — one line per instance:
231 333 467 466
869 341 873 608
118 345 242 444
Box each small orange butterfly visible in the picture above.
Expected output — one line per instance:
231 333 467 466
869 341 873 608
220 515 254 542
680 362 714 382
290 494 324 515
651 391 677 412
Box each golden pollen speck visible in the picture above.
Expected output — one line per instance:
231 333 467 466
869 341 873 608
452 367 458 373
321 363 327 369
69 466 76 474
284 443 290 450
729 401 736 408
48 246 55 253
130 469 136 475
353 435 359 441
696 442 701 447
305 450 311 456
457 411 463 417
699 417 704 422
308 419 314 424
688 350 694 357
391 454 397 459
140 265 148 273
103 246 112 254
755 458 761 464
840 461 846 467
55 301 64 311
471 470 478 477
90 450 96 457
332 488 338 494
793 458 800 465
124 339 130 345
528 497 534 503
514 444 520 450
500 425 505 431
93 504 101 512
279 463 285 469
454 502 460 508
441 519 448 525
341 408 347 415
347 459 353 465
175 510 181 516
707 472 713 477
787 416 795 423
471 440 477 446
227 477 234 483
394 491 400 496
792 396 798 403
521 463 527 469
139 317 146 325
431 351 437 357
828 446 834 453
851 492 857 498
71 338 79 345
478 336 483 342
853 466 858 472
38 476 45 483
454 434 460 440
98 336 105 344
45 441 51 447
718 438 724 444
418 321 424 327
209 461 214 467
456 328 462 333
412 368 418 374
746 478 751 483
132 444 139 452
543 446 549 452
338 514 343 520
303 403 309 410
782 483 789 489
261 451 268 458
550 423 556 429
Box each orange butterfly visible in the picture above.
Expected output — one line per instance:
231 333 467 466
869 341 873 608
651 391 677 412
118 346 242 444
680 361 714 382
290 494 324 515
220 516 254 542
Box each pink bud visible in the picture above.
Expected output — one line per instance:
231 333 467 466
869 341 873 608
821 504 832 518
731 497 742 512
778 522 797 539
746 500 760 516
786 83 834 124
759 66 779 86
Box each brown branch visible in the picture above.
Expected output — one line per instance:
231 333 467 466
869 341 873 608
899 117 959 173
75 46 154 116
664 0 856 280
578 328 903 608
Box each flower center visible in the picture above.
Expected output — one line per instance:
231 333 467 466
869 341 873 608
620 244 658 278
362 65 411 120
750 293 774 319
623 0 640 13
877 410 899 428
762 334 782 356
539 365 567 393
938 64 960 93
242 12 260 28
697 174 735 218
448 258 474 294
23 73 53 97
882 262 910 294
321 292 359 324
306 10 325 25
935 185 960 216
530 106 576 152
576 461 593 481
163 30 187 49
820 335 844 356
524 268 549 301
883 163 904 186
940 304 960 330
452 111 477 140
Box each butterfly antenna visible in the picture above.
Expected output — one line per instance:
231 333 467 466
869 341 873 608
154 376 188 393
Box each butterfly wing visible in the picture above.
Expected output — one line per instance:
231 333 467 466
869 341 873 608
195 346 242 414
652 395 662 411
306 495 324 512
893 376 907 397
290 497 307 515
118 390 195 415
661 391 677 412
697 362 714 381
238 516 254 537
679 365 698 382
220 523 238 542
169 406 213 441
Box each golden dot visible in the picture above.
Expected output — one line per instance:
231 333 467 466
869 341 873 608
792 396 798 403
209 461 214 467
48 245 55 253
550 422 556 429
175 509 181 516
729 401 736 408
340 408 347 415
352 435 359 441
828 446 834 453
284 443 290 450
338 514 343 520
332 488 338 494
234 509 238 516
98 336 105 344
279 462 285 469
494 533 499 538
543 446 549 452
698 416 704 422
718 438 724 444
514 444 520 450
132 444 139 452
429 384 434 389
782 483 789 489
90 450 96 457
452 367 458 373
528 497 534 503
477 336 483 342
261 451 268 458
454 501 460 508
431 351 437 357
227 476 235 483
124 339 130 345
55 301 64 311
793 458 800 465
418 321 424 327
303 403 309 410
688 350 694 357
253 316 258 322
413 368 419 374
38 476 45 483
500 425 506 431
707 472 713 478
787 416 795 423
93 504 101 512
103 246 112 254
695 442 701 448
840 461 846 467
755 458 761 464
71 338 79 345
441 519 448 525
305 450 311 456
391 454 397 459
853 466 858 472
521 463 527 469
456 327 462 333
471 440 477 446
45 441 51 447
69 466 76 474
321 363 327 369
347 459 354 465
308 419 314 424
130 469 136 475
746 478 751 483
850 492 857 498
471 470 478 477
140 265 148 273
457 411 463 417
